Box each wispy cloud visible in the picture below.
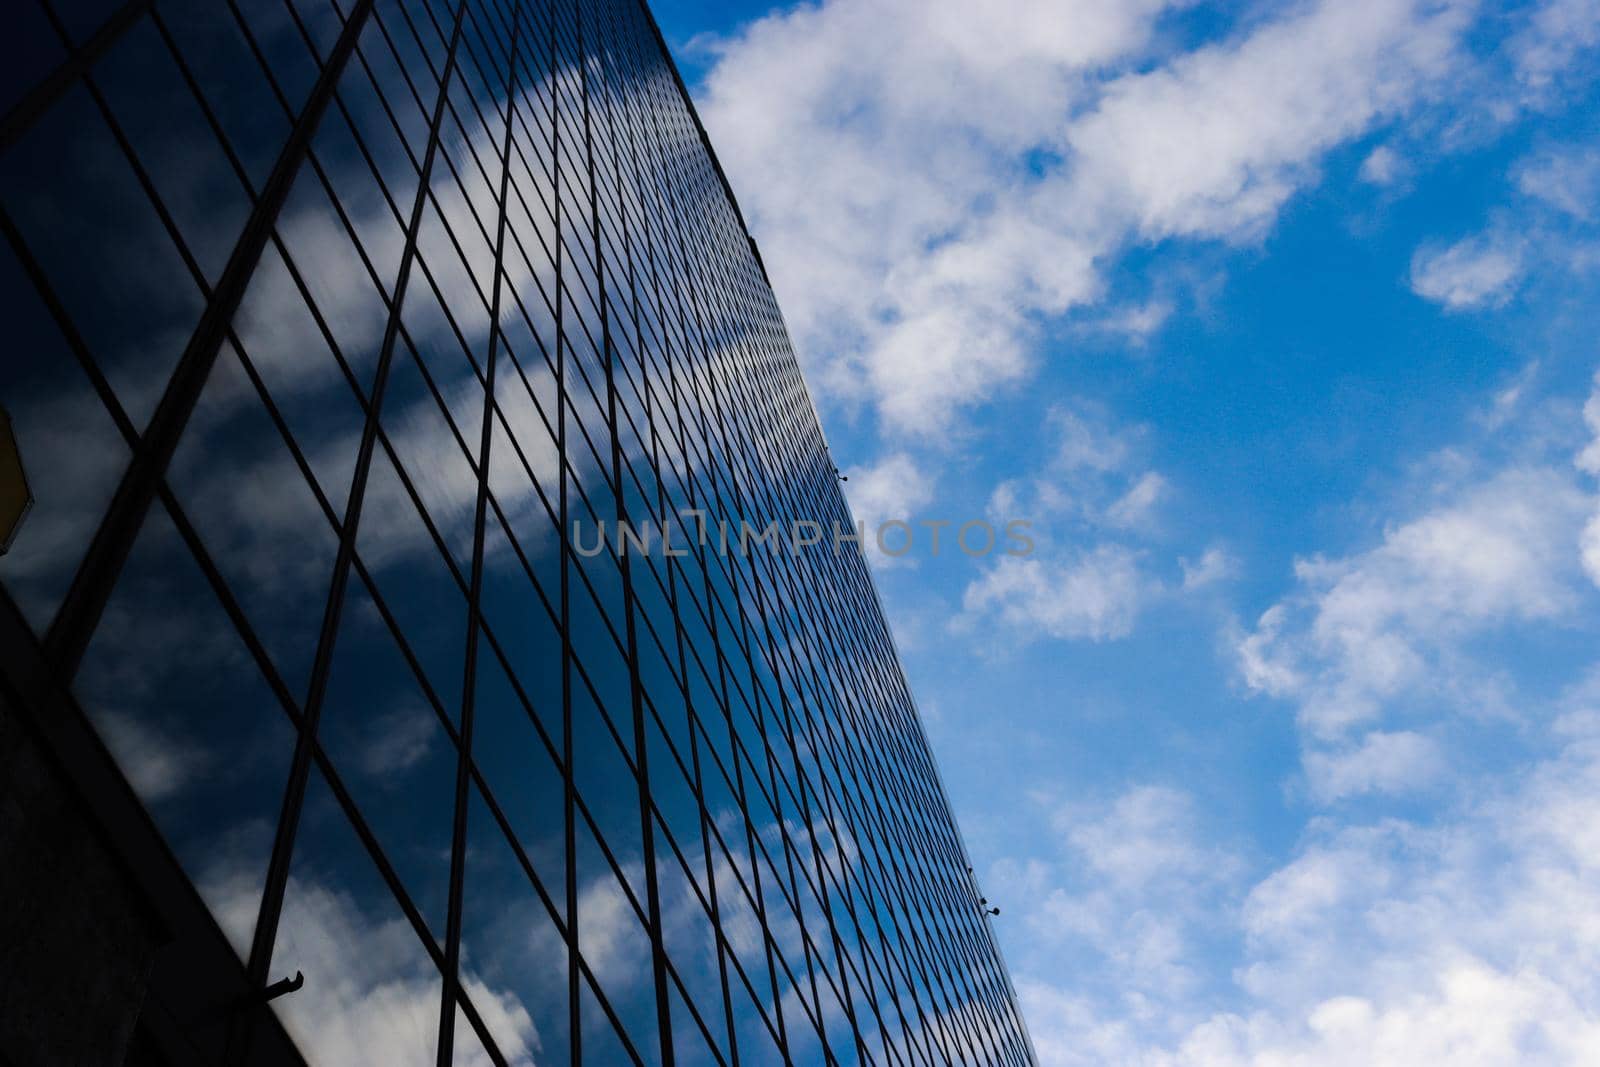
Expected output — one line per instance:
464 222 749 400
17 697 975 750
962 546 1152 643
1239 463 1591 742
1410 231 1526 309
693 0 1590 438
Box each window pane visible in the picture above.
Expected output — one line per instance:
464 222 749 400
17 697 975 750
270 763 442 1065
74 500 295 960
0 241 131 633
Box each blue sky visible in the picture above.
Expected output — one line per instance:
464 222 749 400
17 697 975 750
653 1 1600 1062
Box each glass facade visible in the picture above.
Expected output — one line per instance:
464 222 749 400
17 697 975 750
0 1 1033 1063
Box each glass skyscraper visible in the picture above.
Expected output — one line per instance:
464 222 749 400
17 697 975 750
0 1 1034 1063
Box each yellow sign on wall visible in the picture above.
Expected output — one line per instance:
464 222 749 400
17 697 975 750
0 408 32 555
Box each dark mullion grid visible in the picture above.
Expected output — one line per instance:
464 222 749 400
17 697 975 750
713 244 1024 1067
543 0 587 1057
387 0 451 84
19 23 565 1049
732 454 992 1062
299 6 571 569
143 24 708 1060
617 60 940 1067
239 0 468 1027
5 0 1036 1059
630 55 1000 1066
604 56 838 1067
691 428 901 1061
755 556 1017 1062
361 4 518 313
198 337 516 1062
35 0 374 675
761 428 1024 1062
214 39 678 1065
678 168 992 1067
663 287 858 1063
585 58 876 1062
604 43 928 1067
3 109 510 1067
0 0 149 152
570 0 682 1062
247 39 667 1067
762 448 1032 1060
761 447 1011 1062
768 531 979 1062
572 154 764 1060
249 210 690 1067
437 0 521 1057
597 64 809 1067
587 23 866 1061
662 228 804 1062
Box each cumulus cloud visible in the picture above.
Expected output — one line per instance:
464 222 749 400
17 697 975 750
991 785 1244 1058
1008 671 1600 1067
1002 378 1597 1064
1410 231 1526 309
985 403 1168 530
92 710 211 803
1064 0 1469 242
1359 144 1407 185
1302 729 1447 802
198 843 545 1067
841 451 934 564
693 0 1556 435
1239 465 1591 743
959 402 1198 642
962 546 1151 642
1106 471 1169 530
1509 0 1600 102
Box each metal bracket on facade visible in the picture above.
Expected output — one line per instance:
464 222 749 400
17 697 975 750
240 972 304 1008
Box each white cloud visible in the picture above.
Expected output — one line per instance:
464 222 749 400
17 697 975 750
1410 232 1526 309
1517 144 1600 219
1302 729 1447 802
1050 405 1139 474
962 546 1150 642
991 785 1244 1059
841 451 934 565
1580 372 1600 477
357 702 437 778
986 401 1165 531
1008 676 1600 1067
960 402 1204 642
1107 471 1168 530
92 710 210 803
1582 514 1600 590
842 451 933 530
1478 361 1542 430
1060 786 1227 890
1510 0 1600 101
1240 466 1590 741
1359 144 1406 185
215 872 540 1067
697 0 1515 436
1065 0 1470 242
1222 369 1600 825
1181 545 1239 591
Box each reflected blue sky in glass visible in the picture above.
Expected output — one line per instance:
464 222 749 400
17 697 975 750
0 0 1029 1062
